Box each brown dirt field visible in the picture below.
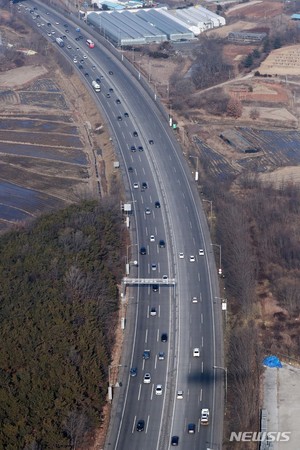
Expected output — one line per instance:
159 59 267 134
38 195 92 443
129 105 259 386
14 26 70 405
227 81 290 103
226 0 283 19
0 65 48 87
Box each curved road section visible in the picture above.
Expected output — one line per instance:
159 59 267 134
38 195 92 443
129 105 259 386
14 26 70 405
22 2 224 449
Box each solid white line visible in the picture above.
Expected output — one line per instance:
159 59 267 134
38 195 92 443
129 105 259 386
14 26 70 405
145 328 148 343
132 416 136 434
146 415 150 433
151 384 154 400
138 384 141 401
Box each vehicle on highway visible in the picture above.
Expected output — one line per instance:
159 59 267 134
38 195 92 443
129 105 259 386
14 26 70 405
193 347 200 357
143 350 150 360
152 284 159 292
161 333 168 342
73 57 78 63
124 112 129 117
138 146 144 152
130 367 137 377
177 390 184 399
109 88 114 92
86 38 95 48
51 31 55 34
143 372 151 384
109 70 113 75
83 54 87 59
199 248 204 255
150 235 155 242
106 93 110 98
47 32 51 36
96 78 101 84
55 21 59 25
171 436 179 446
141 182 148 189
130 145 136 152
140 247 147 255
190 255 195 262
133 182 139 189
151 263 157 271
155 201 161 208
67 45 71 49
128 166 133 173
188 423 196 434
159 240 165 248
92 81 101 92
64 23 68 27
78 64 83 70
116 99 121 104
155 384 163 395
200 408 210 425
133 131 138 137
179 252 184 259
192 296 198 303
158 351 165 360
75 37 80 41
145 208 151 215
84 72 89 77
162 275 168 280
92 65 96 70
150 307 157 316
47 22 51 26
136 419 144 432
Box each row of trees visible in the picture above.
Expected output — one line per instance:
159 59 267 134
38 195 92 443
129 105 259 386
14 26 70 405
0 200 125 449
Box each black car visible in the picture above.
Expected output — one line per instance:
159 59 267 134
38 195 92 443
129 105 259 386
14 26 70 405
96 78 101 83
171 436 179 446
75 37 80 41
130 367 137 377
130 145 136 152
143 350 150 359
109 88 114 92
62 35 67 39
84 72 89 77
138 146 144 152
117 116 122 121
124 112 129 118
142 182 148 189
159 240 166 248
106 93 110 98
64 23 68 27
155 201 161 208
136 420 145 432
109 70 113 75
128 166 133 173
161 333 168 342
188 423 196 434
149 139 154 145
152 284 159 292
36 14 40 18
47 22 51 26
140 247 147 255
116 99 121 104
78 64 83 69
133 131 138 137
79 35 83 40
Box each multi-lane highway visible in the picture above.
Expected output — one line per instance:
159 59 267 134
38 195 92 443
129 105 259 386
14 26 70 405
18 2 224 449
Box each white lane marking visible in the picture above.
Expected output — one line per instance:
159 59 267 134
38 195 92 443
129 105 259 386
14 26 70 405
201 360 204 373
157 329 159 342
202 336 203 347
201 313 203 324
146 415 150 433
155 354 158 369
200 388 203 402
151 384 154 400
138 384 142 401
145 328 148 343
147 305 149 318
158 304 161 317
142 167 145 175
132 416 136 434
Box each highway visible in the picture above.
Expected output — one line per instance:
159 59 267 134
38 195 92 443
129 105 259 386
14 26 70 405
19 2 224 449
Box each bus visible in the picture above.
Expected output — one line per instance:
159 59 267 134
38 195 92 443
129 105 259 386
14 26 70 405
86 39 95 49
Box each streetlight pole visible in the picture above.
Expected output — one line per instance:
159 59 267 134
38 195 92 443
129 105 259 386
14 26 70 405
108 364 123 402
211 243 222 276
203 199 213 228
213 365 227 404
189 155 199 181
126 243 138 275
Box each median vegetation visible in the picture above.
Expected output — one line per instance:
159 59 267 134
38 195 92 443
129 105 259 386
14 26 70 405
0 200 125 449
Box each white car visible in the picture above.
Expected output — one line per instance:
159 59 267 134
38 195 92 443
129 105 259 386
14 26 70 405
47 32 51 36
179 252 184 259
73 58 78 63
67 45 72 49
200 408 210 425
193 348 200 357
199 249 204 256
143 373 151 384
51 30 55 34
177 390 184 399
83 54 88 59
145 208 151 215
190 255 195 262
158 352 165 360
150 307 157 316
55 21 59 25
133 182 139 189
192 296 198 303
151 264 157 271
155 384 163 395
150 235 155 242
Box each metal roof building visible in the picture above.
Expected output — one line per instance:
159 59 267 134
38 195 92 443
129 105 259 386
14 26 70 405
136 9 194 41
170 6 226 34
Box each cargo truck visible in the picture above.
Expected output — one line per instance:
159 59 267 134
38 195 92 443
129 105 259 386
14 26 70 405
92 81 101 92
55 37 64 47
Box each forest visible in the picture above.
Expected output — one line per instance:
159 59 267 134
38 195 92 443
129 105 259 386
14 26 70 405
0 200 125 449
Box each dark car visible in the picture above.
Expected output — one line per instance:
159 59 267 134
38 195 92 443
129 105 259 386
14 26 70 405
65 29 69 33
161 333 168 342
36 14 40 18
140 247 147 255
130 367 137 377
124 112 129 117
109 88 114 92
136 420 145 432
62 35 67 39
106 93 110 98
75 37 80 41
133 131 138 137
117 116 122 121
128 166 133 173
84 72 89 77
155 201 161 208
130 145 136 152
116 98 121 104
188 423 196 434
138 146 144 152
152 284 159 292
149 139 154 145
171 436 179 446
142 182 148 189
78 35 83 40
143 350 150 360
159 240 166 248
96 78 101 83
47 22 51 26
109 70 114 75
64 23 68 27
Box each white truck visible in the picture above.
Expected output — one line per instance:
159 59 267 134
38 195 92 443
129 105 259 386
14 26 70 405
92 80 101 92
55 37 64 47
